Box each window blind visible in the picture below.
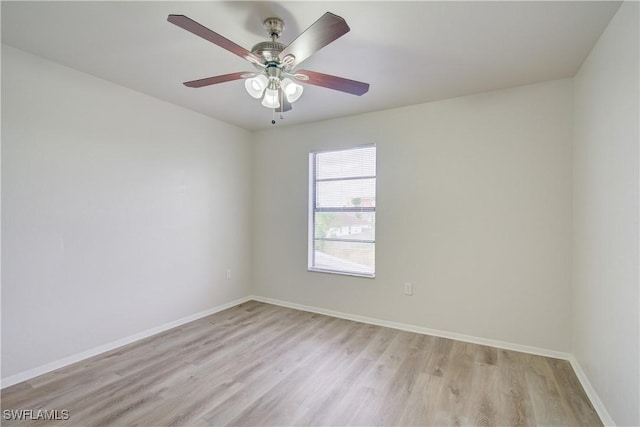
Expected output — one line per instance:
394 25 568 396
309 145 376 277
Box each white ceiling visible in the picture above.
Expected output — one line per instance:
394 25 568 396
1 1 621 131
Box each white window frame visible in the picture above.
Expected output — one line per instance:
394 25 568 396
308 144 376 278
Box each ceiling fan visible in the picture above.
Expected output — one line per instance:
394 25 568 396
167 12 369 120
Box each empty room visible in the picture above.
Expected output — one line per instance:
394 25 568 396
1 1 638 426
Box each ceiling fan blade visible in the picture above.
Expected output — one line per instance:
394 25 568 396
183 72 251 88
168 15 262 65
277 97 292 113
280 12 350 67
296 70 369 96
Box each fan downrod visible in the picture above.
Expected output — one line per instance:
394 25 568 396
251 17 287 64
263 17 284 40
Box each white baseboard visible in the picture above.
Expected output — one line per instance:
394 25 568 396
2 293 615 427
568 356 616 426
251 295 616 425
250 295 571 360
0 296 252 389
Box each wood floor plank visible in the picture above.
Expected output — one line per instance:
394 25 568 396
201 312 347 425
301 324 397 426
547 358 601 426
1 301 603 427
496 349 537 426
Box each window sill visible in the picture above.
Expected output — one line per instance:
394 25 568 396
308 267 375 279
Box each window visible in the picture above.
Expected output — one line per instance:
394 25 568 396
308 145 376 277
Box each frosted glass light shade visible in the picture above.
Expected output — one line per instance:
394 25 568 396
244 75 268 99
281 78 304 103
261 87 280 109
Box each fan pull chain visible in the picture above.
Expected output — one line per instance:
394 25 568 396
280 89 285 120
270 89 285 125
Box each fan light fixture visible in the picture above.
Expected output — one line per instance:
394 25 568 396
261 86 280 109
244 75 268 98
244 75 303 108
281 78 304 103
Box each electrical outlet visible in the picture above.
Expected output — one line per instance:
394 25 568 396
226 269 231 280
404 282 413 296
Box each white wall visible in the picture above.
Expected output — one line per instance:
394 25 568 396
572 2 639 425
1 45 253 378
253 79 574 352
3 4 637 421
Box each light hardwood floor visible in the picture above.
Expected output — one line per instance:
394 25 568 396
1 301 602 426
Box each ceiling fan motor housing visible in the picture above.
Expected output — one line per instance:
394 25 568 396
250 17 290 67
251 40 285 63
